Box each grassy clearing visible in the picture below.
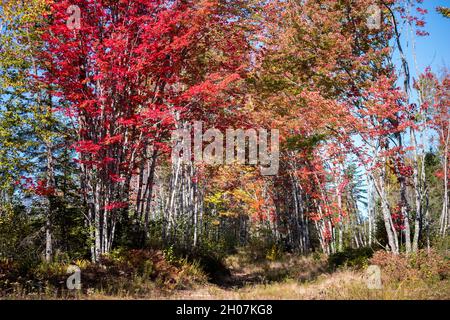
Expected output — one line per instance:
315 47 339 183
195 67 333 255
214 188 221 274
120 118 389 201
167 249 450 300
1 248 449 300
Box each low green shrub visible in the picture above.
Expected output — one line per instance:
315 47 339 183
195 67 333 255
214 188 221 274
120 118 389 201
328 247 374 270
185 251 231 284
266 244 283 261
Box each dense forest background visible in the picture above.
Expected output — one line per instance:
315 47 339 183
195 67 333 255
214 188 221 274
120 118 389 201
0 0 448 299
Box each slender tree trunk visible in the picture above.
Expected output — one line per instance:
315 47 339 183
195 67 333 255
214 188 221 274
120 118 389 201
411 130 424 252
135 157 145 220
144 148 158 235
380 198 399 254
94 183 102 260
374 170 399 254
44 141 55 262
398 167 412 253
45 217 52 262
440 142 449 236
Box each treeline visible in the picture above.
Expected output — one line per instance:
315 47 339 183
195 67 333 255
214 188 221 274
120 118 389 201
0 0 449 269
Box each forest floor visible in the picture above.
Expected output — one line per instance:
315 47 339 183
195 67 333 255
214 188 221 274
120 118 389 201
2 250 449 300
86 252 450 300
168 256 449 300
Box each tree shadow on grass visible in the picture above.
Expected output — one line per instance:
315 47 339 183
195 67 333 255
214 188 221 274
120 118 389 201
214 254 328 289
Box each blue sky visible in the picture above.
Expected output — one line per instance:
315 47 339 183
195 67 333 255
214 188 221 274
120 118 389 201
403 0 449 77
355 1 449 217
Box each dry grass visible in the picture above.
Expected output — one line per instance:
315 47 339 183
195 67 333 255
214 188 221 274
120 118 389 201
224 250 328 284
5 271 449 300
2 251 449 300
159 251 450 300
166 270 450 300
